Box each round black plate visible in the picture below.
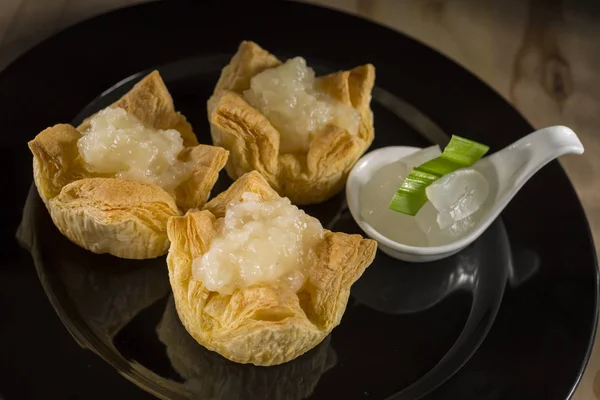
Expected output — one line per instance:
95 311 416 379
1 2 597 400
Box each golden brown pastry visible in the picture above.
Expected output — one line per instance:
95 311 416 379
166 171 377 366
28 71 228 259
208 41 375 205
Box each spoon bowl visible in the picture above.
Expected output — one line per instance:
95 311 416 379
346 125 584 262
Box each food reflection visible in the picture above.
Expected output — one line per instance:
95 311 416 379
508 248 541 289
16 184 171 341
331 205 517 315
157 296 337 400
351 248 483 315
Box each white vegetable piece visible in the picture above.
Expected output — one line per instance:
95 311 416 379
426 168 489 230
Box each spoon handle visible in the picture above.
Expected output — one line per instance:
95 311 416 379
488 125 583 191
473 125 584 218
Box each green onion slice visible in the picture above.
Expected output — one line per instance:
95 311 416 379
389 135 490 215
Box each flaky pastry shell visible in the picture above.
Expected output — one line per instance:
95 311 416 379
28 71 228 259
166 171 377 366
207 41 375 205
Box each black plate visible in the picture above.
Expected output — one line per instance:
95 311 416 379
0 2 597 400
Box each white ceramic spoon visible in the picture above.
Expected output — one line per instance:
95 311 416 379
346 126 584 262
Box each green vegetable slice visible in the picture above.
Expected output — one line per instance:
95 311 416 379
389 135 490 215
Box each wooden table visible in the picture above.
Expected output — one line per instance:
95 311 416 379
1 0 598 398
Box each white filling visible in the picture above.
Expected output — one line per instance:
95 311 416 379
193 192 323 294
243 57 360 154
77 107 192 192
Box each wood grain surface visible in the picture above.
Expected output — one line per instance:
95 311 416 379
1 0 598 398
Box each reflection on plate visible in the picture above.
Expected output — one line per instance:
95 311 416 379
351 218 512 315
17 184 171 344
157 296 337 400
346 212 512 400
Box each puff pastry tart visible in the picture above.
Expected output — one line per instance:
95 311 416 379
28 71 228 259
208 41 375 205
166 171 377 366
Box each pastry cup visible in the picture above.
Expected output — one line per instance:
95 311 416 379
207 41 375 205
166 171 377 366
28 71 228 259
